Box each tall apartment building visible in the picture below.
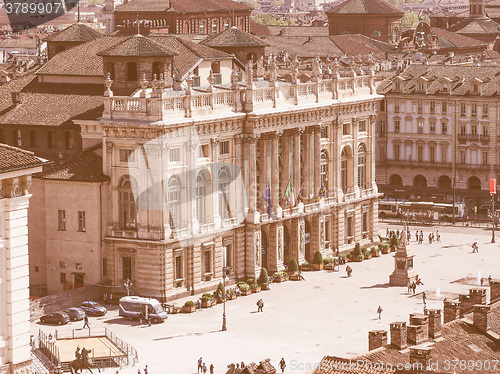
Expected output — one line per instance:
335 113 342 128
376 64 500 208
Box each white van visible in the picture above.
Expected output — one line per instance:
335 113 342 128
119 296 168 323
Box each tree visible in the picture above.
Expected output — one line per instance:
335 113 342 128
287 258 299 273
244 0 260 9
252 14 296 26
401 11 419 28
258 267 269 285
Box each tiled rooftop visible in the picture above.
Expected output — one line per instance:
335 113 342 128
115 0 251 13
326 0 403 15
201 27 268 48
0 143 46 173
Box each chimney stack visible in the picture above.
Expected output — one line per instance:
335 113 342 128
426 309 442 339
409 347 432 371
490 279 500 302
458 294 472 316
11 92 19 105
469 288 487 305
444 299 460 323
368 330 388 351
473 304 490 332
407 314 429 345
390 322 407 350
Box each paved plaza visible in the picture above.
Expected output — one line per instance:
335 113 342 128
32 224 500 374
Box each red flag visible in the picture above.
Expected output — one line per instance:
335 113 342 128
491 178 497 195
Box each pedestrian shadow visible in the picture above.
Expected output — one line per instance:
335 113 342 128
250 311 260 314
360 283 390 289
103 317 136 326
153 330 220 341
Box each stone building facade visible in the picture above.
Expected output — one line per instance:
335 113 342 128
81 60 382 300
376 64 500 207
0 145 45 374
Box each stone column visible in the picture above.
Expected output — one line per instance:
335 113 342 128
246 135 259 222
187 140 199 234
281 132 292 206
313 126 321 198
271 131 282 217
293 130 302 202
353 118 359 195
334 121 343 199
235 135 245 219
260 135 270 214
303 129 313 199
370 114 377 190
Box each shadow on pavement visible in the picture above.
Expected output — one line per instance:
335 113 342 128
360 283 390 289
103 317 136 326
153 330 220 341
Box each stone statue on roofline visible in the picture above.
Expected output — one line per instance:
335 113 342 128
245 61 253 88
312 55 322 81
269 54 277 85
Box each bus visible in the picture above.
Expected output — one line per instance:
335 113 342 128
119 296 168 323
379 200 466 222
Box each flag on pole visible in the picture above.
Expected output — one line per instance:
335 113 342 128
491 178 497 195
263 181 272 216
295 186 303 206
317 178 328 201
284 177 294 213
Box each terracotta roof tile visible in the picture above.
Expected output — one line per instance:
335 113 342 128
97 34 176 57
326 0 403 15
250 21 271 36
447 17 500 35
0 143 46 173
430 27 486 48
201 27 268 48
44 22 102 43
36 151 109 182
115 0 252 13
266 25 329 36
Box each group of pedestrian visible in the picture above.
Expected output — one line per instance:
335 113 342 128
407 275 423 295
102 293 113 304
197 358 214 374
136 365 148 374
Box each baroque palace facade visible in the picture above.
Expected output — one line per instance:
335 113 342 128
84 61 382 300
376 64 500 207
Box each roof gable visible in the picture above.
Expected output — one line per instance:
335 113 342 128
201 27 268 48
97 34 176 57
115 0 252 13
45 22 102 43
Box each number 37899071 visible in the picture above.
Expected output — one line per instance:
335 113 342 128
5 1 64 15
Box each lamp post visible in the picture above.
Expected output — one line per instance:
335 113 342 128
452 175 456 225
222 267 227 331
124 278 133 296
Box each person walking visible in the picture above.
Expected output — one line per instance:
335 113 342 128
257 299 264 312
299 270 305 281
377 305 383 319
202 363 207 374
436 230 440 243
144 365 148 374
472 242 478 253
210 364 214 374
198 358 203 373
422 291 427 305
279 358 286 373
346 265 352 277
83 315 89 329
407 281 412 294
147 315 152 327
412 282 417 294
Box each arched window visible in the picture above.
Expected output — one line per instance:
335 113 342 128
372 30 381 37
341 148 348 193
358 144 366 190
119 176 137 229
168 176 181 228
390 174 403 186
468 176 481 190
199 20 206 34
152 62 163 79
438 175 452 189
126 62 138 81
218 167 230 220
106 62 115 80
223 19 230 30
212 20 218 34
414 175 427 187
196 170 211 224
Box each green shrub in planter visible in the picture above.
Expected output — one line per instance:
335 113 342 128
313 250 323 265
258 268 269 285
247 278 256 287
238 283 250 292
237 281 247 288
288 258 299 273
300 261 310 267
323 257 333 265
353 242 361 256
390 234 399 249
361 246 367 256
184 300 195 307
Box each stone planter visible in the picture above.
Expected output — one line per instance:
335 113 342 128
274 275 288 283
290 274 301 281
251 286 261 293
371 250 380 258
287 271 297 276
391 247 397 252
182 305 196 313
240 289 252 296
364 252 372 260
351 255 363 262
201 299 215 308
324 263 334 270
226 294 237 301
312 263 324 271
299 265 312 271
170 307 182 314
260 283 271 291
381 247 390 254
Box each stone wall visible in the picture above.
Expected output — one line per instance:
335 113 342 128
29 285 102 322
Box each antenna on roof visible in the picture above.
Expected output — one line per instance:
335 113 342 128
232 9 235 27
136 11 140 35
77 3 80 22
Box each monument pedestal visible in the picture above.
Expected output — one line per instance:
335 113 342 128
389 241 416 286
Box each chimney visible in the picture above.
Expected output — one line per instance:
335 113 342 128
368 330 388 351
473 304 490 332
458 294 472 316
426 309 442 339
11 91 19 105
409 347 432 371
390 322 407 350
444 299 460 323
407 314 429 345
490 279 500 302
469 288 487 305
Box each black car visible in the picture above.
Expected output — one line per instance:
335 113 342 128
40 312 70 325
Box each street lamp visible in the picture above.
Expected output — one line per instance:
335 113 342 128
124 278 133 296
222 266 227 331
452 175 456 226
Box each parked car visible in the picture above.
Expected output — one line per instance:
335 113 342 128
40 312 70 325
63 307 86 321
80 301 107 316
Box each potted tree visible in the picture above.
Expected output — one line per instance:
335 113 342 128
371 245 380 257
201 293 216 308
182 300 196 313
313 250 324 270
274 271 288 282
323 256 335 270
238 282 251 296
390 234 399 252
170 304 182 314
213 282 225 304
379 242 390 254
247 278 261 293
258 268 270 290
226 288 237 300
351 243 364 262
300 261 312 271
287 258 299 276
363 246 372 259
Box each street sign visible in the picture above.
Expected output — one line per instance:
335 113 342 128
490 178 497 195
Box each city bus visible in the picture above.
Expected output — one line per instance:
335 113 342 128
378 201 402 218
379 200 466 221
119 296 168 323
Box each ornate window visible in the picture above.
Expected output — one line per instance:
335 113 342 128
341 148 348 193
199 20 206 34
119 177 137 229
196 170 211 224
218 166 230 220
371 30 381 37
212 20 218 34
320 150 328 187
168 176 181 229
357 145 366 190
